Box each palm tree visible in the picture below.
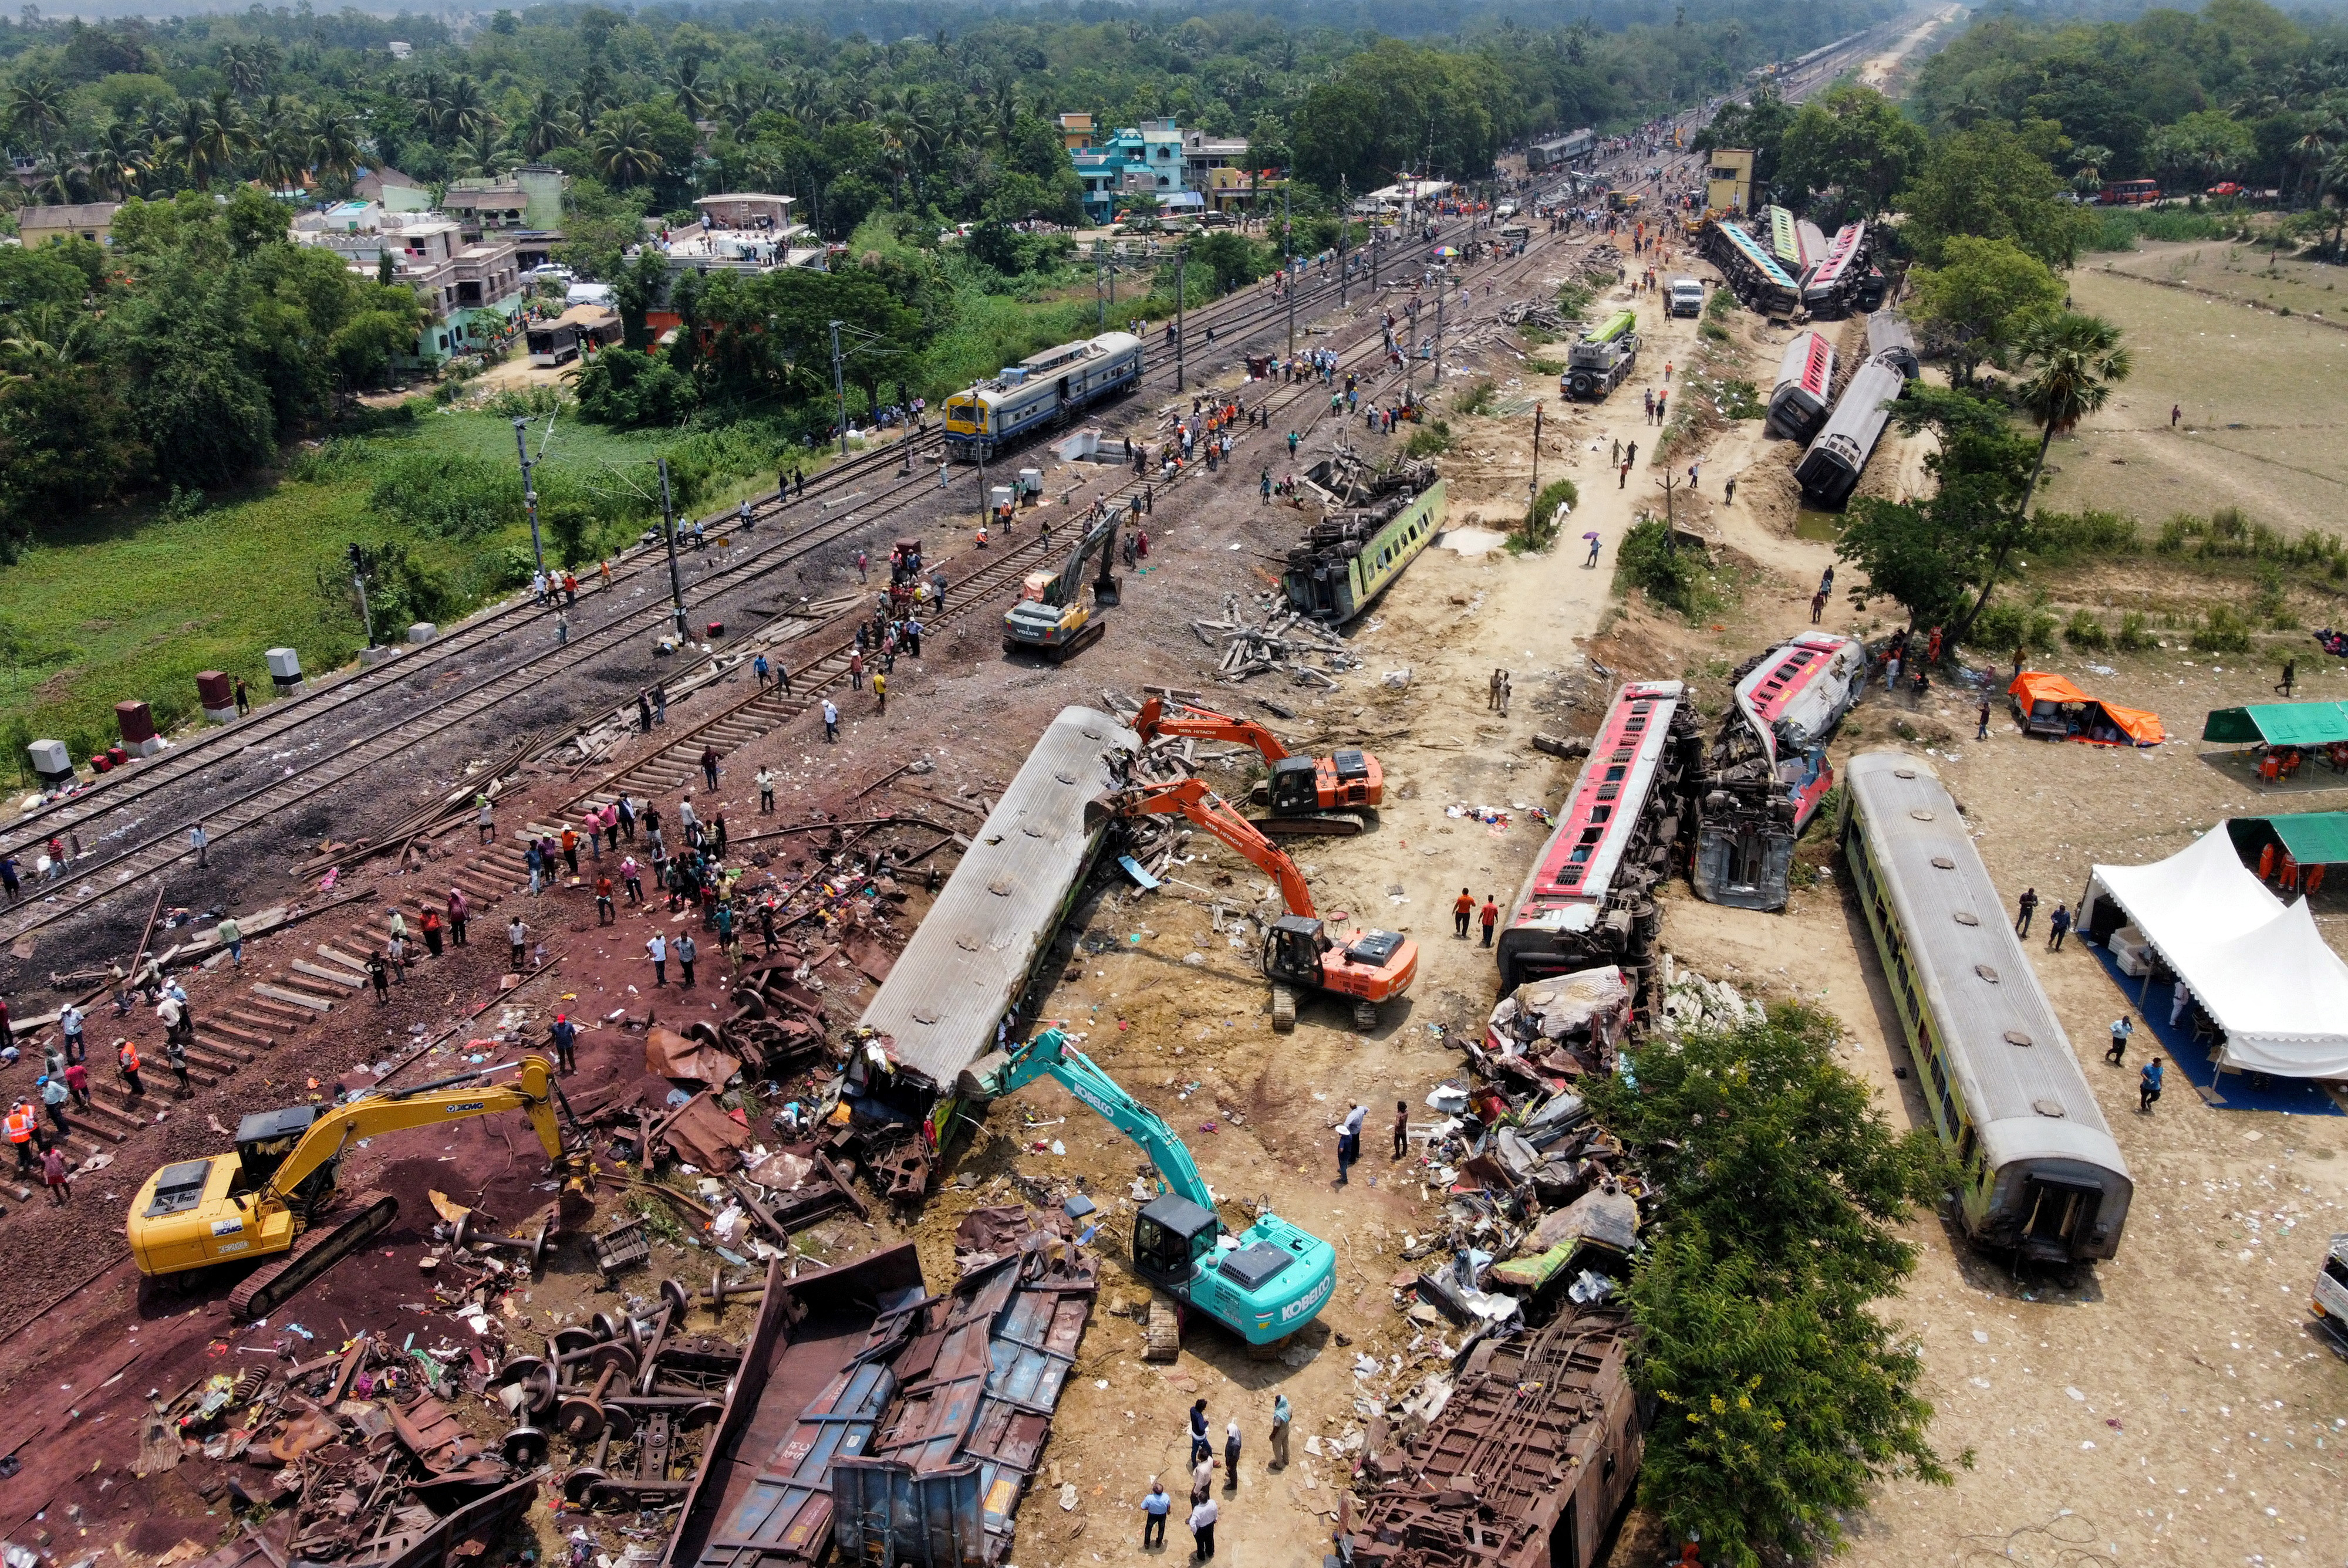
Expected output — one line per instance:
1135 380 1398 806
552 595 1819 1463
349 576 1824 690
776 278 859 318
1 303 101 367
160 96 218 187
2322 146 2348 259
412 73 453 143
194 91 254 185
86 121 149 199
573 62 614 124
2067 144 2111 201
29 149 86 205
6 75 68 150
443 76 491 146
307 105 363 188
218 42 269 98
669 58 716 122
718 77 773 135
452 121 506 179
519 90 575 159
589 107 663 188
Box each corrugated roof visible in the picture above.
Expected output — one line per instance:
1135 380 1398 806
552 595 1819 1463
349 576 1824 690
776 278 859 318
2202 699 2348 748
1844 752 2127 1175
857 706 1136 1085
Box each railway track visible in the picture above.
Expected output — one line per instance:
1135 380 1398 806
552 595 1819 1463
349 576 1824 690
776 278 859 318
0 209 1507 959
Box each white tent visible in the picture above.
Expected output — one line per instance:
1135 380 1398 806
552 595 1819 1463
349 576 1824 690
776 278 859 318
2087 827 2348 1079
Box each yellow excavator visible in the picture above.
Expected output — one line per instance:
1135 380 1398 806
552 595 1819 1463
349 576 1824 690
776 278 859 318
126 1055 589 1319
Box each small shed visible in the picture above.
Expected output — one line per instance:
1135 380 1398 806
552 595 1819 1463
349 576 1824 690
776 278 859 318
2008 671 2165 746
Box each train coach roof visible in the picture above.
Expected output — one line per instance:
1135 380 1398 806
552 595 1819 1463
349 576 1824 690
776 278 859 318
857 706 1138 1085
1844 753 2123 1157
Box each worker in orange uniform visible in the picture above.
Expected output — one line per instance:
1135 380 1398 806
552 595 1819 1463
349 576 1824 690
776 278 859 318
1479 895 1500 948
116 1038 144 1097
5 1099 36 1175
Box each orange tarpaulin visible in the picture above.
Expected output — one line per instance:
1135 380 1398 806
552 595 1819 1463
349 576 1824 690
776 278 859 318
2009 671 2166 746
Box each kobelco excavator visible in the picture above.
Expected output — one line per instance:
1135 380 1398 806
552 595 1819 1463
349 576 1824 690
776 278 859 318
1133 695 1382 836
959 1026 1335 1344
127 1055 589 1318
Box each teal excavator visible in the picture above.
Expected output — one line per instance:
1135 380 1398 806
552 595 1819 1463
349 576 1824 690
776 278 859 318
960 1027 1335 1344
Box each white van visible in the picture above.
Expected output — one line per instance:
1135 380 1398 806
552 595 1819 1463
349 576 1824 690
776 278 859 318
1666 276 1704 317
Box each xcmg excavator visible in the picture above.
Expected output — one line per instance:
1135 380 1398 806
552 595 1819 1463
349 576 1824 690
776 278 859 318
127 1055 589 1318
1121 777 1417 1030
1003 506 1120 661
958 1026 1335 1344
1133 696 1382 836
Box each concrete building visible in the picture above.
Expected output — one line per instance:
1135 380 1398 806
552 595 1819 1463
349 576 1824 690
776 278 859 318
291 206 525 365
1055 113 1094 151
443 164 566 233
693 192 796 232
1706 147 1755 215
354 165 433 213
16 201 122 247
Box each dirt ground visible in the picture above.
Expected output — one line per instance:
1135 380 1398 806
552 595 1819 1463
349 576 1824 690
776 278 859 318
2036 247 2348 536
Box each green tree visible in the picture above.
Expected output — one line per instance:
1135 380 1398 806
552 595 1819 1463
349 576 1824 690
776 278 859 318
1695 87 1795 191
1775 84 1927 219
1898 123 2091 268
2147 109 2255 192
1990 310 2131 636
589 107 664 188
1588 1006 1954 1567
1904 235 2067 386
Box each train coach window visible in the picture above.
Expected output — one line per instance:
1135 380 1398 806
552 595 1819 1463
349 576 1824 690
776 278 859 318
1956 1124 1978 1166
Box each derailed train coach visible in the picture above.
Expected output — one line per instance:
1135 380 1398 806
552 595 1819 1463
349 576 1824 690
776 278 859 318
1840 752 2133 1263
1692 633 1865 912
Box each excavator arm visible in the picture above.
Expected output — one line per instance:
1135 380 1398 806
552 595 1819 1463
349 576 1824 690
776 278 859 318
965 1028 1213 1209
1133 698 1294 763
1117 777 1315 916
254 1055 571 1211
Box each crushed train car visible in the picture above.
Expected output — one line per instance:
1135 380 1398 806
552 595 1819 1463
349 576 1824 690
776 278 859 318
1280 455 1447 624
1692 633 1864 911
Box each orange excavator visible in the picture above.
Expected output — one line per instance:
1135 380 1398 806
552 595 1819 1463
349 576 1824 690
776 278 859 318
1134 697 1382 836
1121 777 1417 1031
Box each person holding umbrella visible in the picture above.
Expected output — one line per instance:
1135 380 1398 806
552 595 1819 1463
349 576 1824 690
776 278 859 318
1584 530 1603 567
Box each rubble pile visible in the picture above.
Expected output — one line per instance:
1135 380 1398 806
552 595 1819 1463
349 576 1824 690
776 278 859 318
1656 952 1766 1033
1189 592 1359 687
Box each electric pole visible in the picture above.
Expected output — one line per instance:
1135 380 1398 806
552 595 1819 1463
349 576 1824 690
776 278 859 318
512 417 546 583
656 457 687 638
1337 176 1349 307
828 319 848 457
970 380 990 529
1433 283 1444 386
1175 247 1187 392
348 544 375 647
1657 468 1682 555
1529 401 1544 516
1283 179 1294 356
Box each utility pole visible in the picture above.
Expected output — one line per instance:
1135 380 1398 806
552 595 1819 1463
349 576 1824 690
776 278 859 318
1657 468 1682 555
1433 282 1444 386
656 457 687 638
1175 247 1187 392
971 380 990 529
348 544 376 647
1096 241 1107 333
828 319 849 457
1337 176 1349 307
1529 401 1544 516
1283 179 1294 356
512 417 546 583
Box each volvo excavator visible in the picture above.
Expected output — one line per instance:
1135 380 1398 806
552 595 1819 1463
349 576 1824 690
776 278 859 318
1121 777 1418 1030
1003 506 1119 661
127 1055 589 1318
958 1026 1334 1344
1133 696 1382 836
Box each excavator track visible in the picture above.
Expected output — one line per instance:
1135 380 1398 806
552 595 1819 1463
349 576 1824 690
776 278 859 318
1270 985 1297 1033
227 1191 399 1319
1256 812 1365 838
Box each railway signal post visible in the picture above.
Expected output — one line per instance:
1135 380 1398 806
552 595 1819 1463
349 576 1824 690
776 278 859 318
512 417 547 583
656 458 687 640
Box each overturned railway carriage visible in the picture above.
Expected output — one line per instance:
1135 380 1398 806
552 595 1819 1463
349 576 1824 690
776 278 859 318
1795 356 1906 508
943 332 1143 461
1802 222 1871 317
1704 219 1802 316
1280 461 1446 624
1499 682 1699 991
1693 633 1864 911
1840 753 2133 1262
1766 331 1837 443
1867 309 1921 379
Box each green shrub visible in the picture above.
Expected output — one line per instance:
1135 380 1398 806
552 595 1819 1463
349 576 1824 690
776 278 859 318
1405 419 1455 458
1452 380 1497 418
2082 208 2234 252
2115 610 2153 651
2190 603 2254 653
2062 609 2109 649
1969 599 2059 654
1711 378 1766 420
367 449 519 539
2030 508 2139 563
1615 516 1724 620
1517 478 1578 552
1556 281 1594 319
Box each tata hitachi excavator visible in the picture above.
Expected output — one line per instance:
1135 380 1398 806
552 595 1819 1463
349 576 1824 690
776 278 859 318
1121 777 1418 1030
127 1055 589 1318
959 1026 1335 1344
1133 696 1382 836
1003 506 1120 661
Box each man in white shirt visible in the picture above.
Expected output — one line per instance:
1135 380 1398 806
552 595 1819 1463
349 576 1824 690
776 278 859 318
1186 1496 1216 1560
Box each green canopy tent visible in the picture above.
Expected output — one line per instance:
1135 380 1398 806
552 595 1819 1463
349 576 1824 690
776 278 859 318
2202 700 2348 748
2226 813 2348 870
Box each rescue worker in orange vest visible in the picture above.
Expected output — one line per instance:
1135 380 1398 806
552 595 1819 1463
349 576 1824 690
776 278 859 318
116 1038 144 1097
6 1099 37 1175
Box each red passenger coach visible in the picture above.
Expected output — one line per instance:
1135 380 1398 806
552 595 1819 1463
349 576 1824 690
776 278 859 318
1498 681 1699 990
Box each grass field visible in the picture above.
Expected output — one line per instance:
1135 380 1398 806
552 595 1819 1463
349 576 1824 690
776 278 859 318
0 405 813 776
2032 246 2348 538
